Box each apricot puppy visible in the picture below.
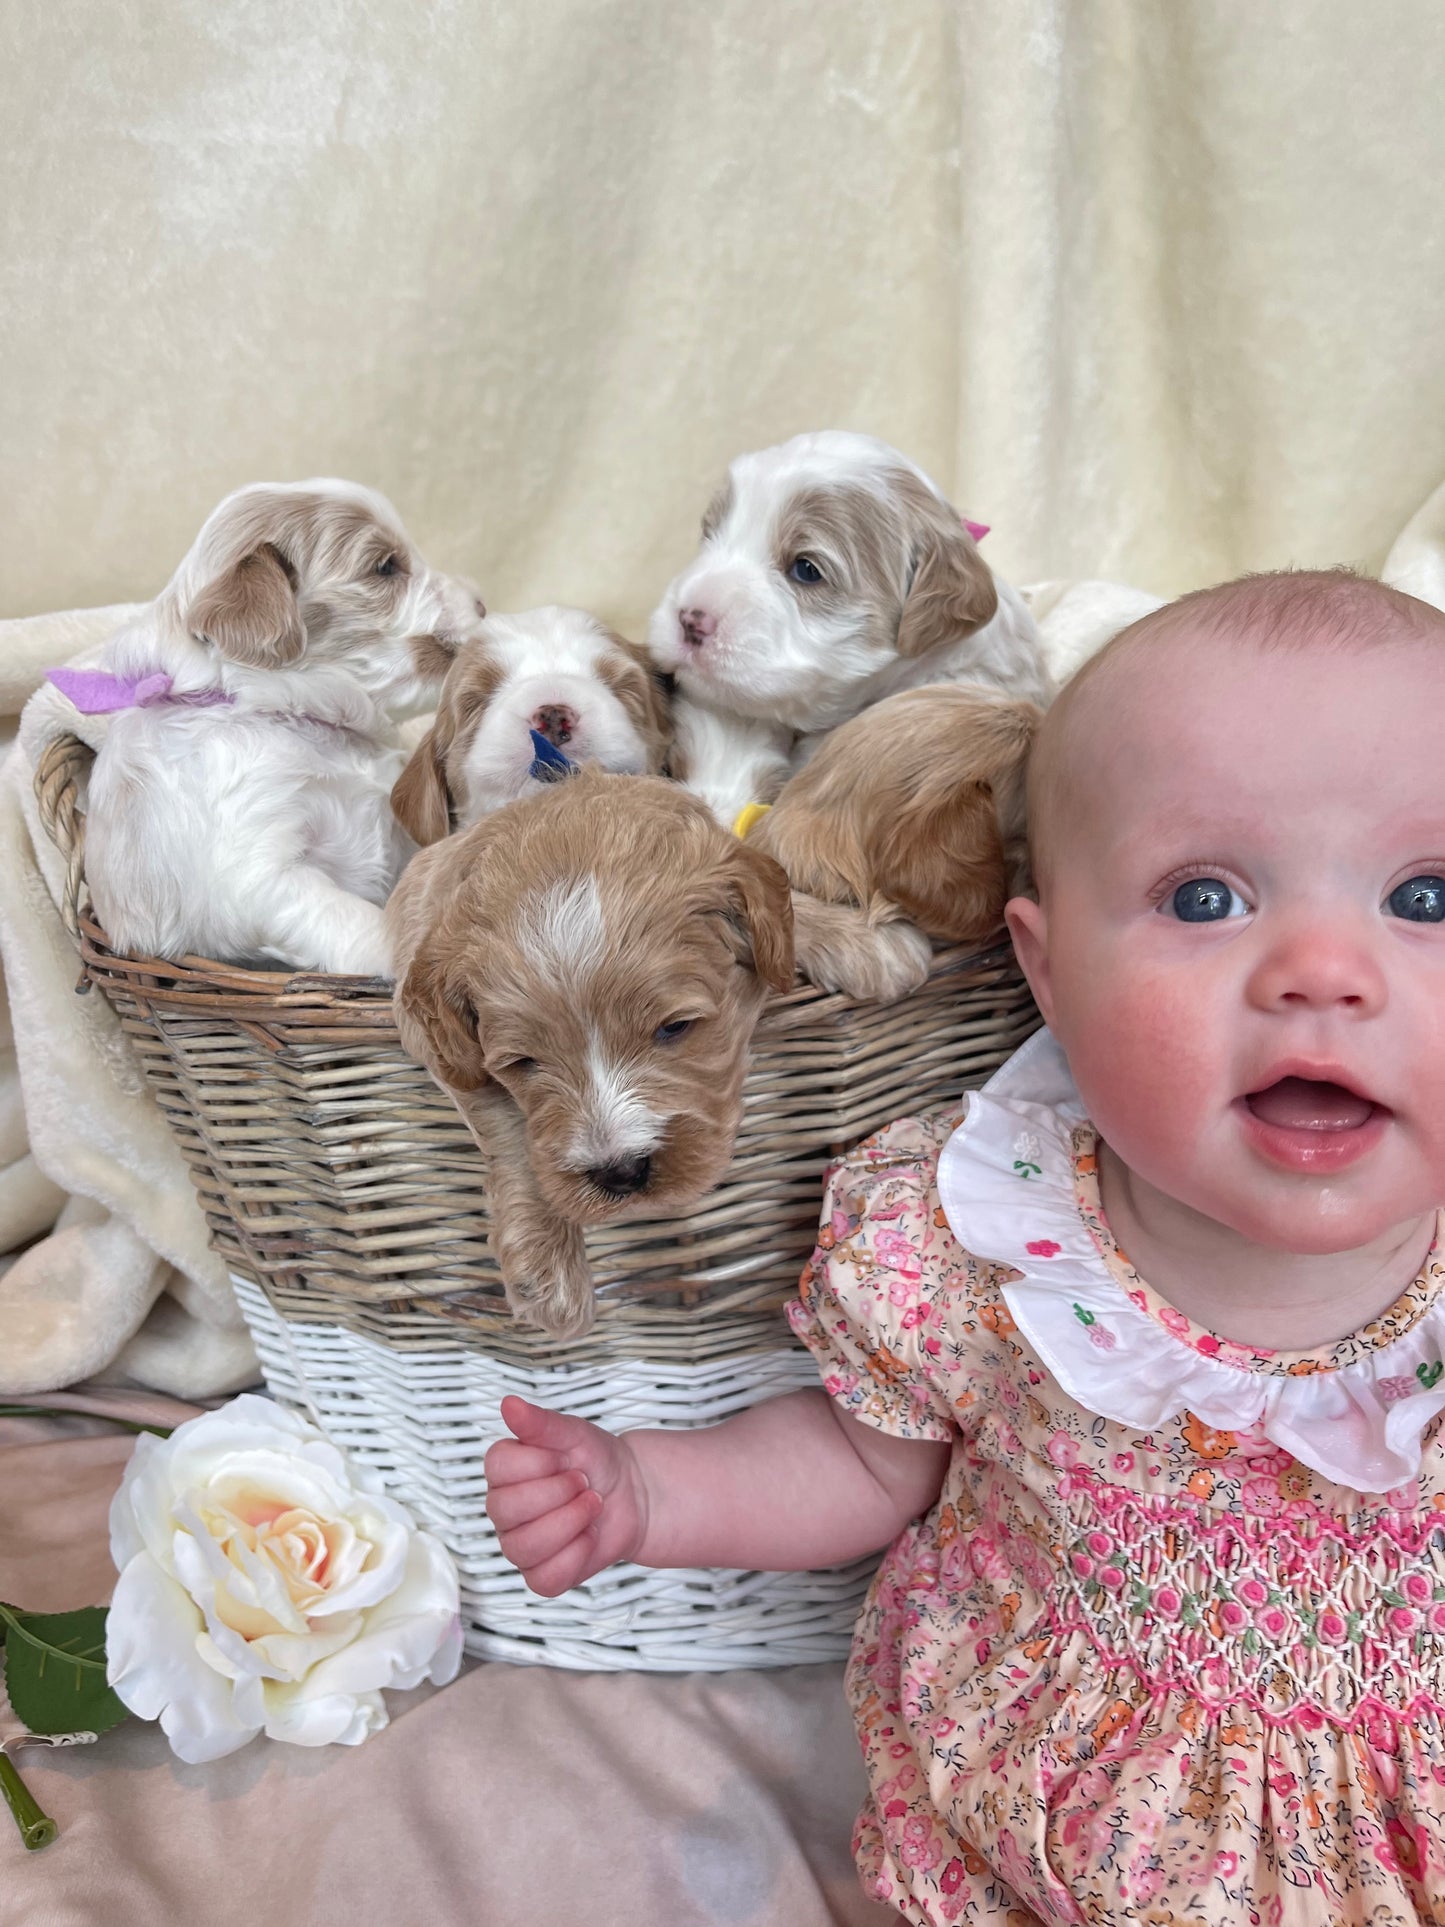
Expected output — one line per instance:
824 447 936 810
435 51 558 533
748 685 1040 996
388 769 794 1336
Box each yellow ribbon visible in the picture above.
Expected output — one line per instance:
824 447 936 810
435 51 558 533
732 801 772 840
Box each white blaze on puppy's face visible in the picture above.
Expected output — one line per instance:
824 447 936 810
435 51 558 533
647 434 904 728
516 874 609 988
568 1040 666 1170
389 769 794 1243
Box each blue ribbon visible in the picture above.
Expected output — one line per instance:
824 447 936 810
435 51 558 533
528 728 578 783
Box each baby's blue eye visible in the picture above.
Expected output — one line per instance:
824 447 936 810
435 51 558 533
787 556 824 585
1387 875 1445 922
1168 878 1248 922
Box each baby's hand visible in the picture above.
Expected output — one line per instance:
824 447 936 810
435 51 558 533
484 1395 647 1596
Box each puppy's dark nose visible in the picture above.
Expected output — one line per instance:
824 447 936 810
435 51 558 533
678 608 716 649
587 1154 652 1198
532 703 577 747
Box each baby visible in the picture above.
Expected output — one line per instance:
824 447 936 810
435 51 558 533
485 571 1445 1925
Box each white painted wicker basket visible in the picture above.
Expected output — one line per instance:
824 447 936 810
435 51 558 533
236 1278 874 1669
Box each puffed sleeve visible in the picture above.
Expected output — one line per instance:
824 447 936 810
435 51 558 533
786 1108 991 1444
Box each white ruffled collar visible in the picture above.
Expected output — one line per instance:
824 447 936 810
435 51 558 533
937 1029 1445 1495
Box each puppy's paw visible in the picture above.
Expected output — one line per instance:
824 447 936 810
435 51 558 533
793 899 934 1004
856 920 934 1002
500 1234 597 1339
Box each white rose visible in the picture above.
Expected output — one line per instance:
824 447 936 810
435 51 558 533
106 1394 462 1764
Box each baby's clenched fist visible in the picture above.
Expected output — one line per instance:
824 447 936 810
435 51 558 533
484 1395 648 1596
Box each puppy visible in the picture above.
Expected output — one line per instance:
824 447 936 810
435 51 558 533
648 430 1050 828
69 480 484 974
390 605 670 845
748 686 1041 1000
388 768 794 1337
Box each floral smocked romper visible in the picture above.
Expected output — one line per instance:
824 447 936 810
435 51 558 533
787 1028 1445 1926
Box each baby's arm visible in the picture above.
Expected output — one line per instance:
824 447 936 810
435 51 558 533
484 1389 951 1597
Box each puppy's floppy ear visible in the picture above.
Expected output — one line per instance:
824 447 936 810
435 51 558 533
719 838 795 992
894 479 999 659
396 942 488 1091
190 542 305 667
410 632 461 683
392 723 454 847
600 630 675 769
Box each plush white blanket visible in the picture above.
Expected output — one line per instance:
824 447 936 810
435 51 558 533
3 491 1443 1395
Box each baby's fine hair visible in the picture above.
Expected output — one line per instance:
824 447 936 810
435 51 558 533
1025 568 1445 889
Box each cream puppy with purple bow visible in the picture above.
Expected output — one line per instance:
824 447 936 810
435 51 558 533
52 480 484 975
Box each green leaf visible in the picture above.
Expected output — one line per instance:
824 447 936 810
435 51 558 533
0 1604 129 1738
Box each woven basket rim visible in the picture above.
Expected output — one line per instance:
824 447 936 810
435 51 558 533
74 905 1021 1021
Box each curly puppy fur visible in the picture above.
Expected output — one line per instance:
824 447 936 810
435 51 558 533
749 686 1041 998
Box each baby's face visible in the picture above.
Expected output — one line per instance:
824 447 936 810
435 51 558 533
1007 631 1445 1254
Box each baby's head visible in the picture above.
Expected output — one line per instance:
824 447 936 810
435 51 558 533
1006 570 1445 1256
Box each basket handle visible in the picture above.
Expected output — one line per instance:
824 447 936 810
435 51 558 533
33 731 93 940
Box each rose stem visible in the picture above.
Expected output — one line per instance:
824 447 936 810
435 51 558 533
0 1751 57 1851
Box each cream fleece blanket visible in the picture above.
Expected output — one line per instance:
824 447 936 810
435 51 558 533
3 498 1444 1395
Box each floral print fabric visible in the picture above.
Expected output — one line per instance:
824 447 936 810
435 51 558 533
786 1107 1445 1925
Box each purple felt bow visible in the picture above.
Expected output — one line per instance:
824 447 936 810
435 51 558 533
961 518 990 543
45 668 233 714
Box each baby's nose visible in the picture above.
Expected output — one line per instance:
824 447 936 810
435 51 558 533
1247 918 1387 1016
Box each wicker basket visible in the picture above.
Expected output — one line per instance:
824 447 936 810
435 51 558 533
35 730 1040 1668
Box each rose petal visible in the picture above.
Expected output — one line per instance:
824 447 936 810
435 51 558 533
262 1684 389 1749
172 1499 309 1638
249 1612 364 1684
288 1533 462 1699
170 1528 291 1681
107 1554 259 1764
302 1511 410 1619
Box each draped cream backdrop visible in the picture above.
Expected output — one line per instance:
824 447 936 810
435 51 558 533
5 0 1445 631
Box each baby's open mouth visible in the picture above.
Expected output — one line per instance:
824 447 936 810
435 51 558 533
1243 1076 1380 1133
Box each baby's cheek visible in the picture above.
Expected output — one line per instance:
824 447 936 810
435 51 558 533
1054 969 1218 1163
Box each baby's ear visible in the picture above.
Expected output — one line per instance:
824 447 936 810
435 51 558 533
190 542 306 667
1003 895 1054 1027
720 839 796 992
392 724 455 847
395 942 488 1090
